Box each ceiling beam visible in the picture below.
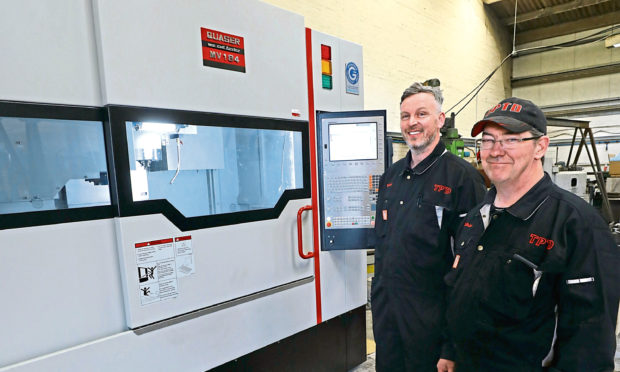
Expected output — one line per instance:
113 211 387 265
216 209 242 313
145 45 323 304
545 118 590 129
544 104 620 117
516 10 620 44
511 62 620 88
503 0 612 26
483 0 506 4
542 97 620 117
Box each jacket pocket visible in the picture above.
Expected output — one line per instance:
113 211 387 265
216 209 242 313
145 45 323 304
479 251 537 322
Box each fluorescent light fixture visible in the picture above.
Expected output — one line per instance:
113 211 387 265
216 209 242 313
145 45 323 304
604 34 620 49
139 122 178 133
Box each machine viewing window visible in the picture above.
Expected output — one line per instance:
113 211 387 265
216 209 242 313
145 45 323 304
0 116 110 214
124 121 304 218
328 122 378 161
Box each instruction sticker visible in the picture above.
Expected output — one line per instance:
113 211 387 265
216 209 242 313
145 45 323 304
175 235 195 278
135 236 195 306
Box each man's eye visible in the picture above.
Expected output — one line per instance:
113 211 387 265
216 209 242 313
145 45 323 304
401 114 409 120
505 138 519 144
418 112 428 117
481 139 494 145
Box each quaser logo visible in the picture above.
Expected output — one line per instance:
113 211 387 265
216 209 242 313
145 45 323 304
201 27 246 73
530 233 554 250
486 102 523 116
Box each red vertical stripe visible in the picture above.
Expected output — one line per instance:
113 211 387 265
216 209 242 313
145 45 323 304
305 28 322 324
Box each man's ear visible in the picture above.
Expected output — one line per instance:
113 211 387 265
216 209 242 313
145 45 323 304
535 136 549 160
437 112 446 129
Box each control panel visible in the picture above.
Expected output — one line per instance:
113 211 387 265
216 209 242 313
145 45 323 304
317 110 387 250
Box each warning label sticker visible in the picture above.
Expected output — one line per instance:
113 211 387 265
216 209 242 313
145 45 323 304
135 235 195 306
201 27 246 73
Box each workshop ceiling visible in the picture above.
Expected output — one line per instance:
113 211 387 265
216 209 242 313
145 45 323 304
483 0 620 44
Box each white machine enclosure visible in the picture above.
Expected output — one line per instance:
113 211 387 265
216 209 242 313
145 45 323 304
544 147 589 201
310 30 367 322
0 220 126 368
92 0 309 120
93 0 313 330
0 1 121 367
0 1 102 106
554 171 588 201
115 203 315 329
0 1 365 371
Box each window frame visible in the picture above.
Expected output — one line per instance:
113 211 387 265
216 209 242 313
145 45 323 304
0 101 114 230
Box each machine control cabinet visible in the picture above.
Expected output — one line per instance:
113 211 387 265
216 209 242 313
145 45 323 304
317 110 387 250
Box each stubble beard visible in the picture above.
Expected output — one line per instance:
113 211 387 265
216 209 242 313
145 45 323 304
408 129 437 155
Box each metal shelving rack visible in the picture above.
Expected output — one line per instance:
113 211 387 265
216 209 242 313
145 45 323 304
547 117 613 223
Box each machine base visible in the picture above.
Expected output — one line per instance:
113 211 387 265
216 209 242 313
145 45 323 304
210 305 367 372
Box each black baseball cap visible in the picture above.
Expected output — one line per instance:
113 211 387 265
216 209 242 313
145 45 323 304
471 97 547 137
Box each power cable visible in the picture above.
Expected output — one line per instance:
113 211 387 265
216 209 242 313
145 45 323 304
512 0 518 54
446 0 518 117
446 53 512 116
516 26 619 56
453 54 512 117
444 1 620 122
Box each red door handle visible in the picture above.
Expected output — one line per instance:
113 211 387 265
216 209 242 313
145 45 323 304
296 205 315 259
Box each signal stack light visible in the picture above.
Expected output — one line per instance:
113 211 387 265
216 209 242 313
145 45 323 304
321 44 332 90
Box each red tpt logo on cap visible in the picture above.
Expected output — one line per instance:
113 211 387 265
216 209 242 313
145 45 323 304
486 102 523 116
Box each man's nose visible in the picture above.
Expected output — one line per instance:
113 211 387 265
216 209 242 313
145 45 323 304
489 140 505 155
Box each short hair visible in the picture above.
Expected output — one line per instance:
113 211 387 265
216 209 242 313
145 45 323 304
529 128 544 137
400 82 444 111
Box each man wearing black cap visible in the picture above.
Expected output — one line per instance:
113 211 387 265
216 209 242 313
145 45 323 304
445 97 620 371
371 82 486 372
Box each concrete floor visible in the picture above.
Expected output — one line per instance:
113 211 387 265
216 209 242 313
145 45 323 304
349 352 376 372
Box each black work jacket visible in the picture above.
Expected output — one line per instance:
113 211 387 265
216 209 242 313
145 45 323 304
446 173 620 371
374 141 486 291
373 142 485 360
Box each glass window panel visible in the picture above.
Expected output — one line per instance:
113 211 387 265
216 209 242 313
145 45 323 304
125 121 303 217
0 116 110 214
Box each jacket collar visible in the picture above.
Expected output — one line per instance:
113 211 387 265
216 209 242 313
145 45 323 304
400 141 447 176
483 172 552 221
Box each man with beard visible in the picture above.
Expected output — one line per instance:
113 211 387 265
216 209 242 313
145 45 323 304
445 97 620 371
371 82 486 372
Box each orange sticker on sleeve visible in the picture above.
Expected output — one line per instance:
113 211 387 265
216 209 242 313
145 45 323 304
452 254 461 269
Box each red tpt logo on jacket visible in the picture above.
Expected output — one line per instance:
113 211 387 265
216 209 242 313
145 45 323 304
529 233 554 250
433 184 452 194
